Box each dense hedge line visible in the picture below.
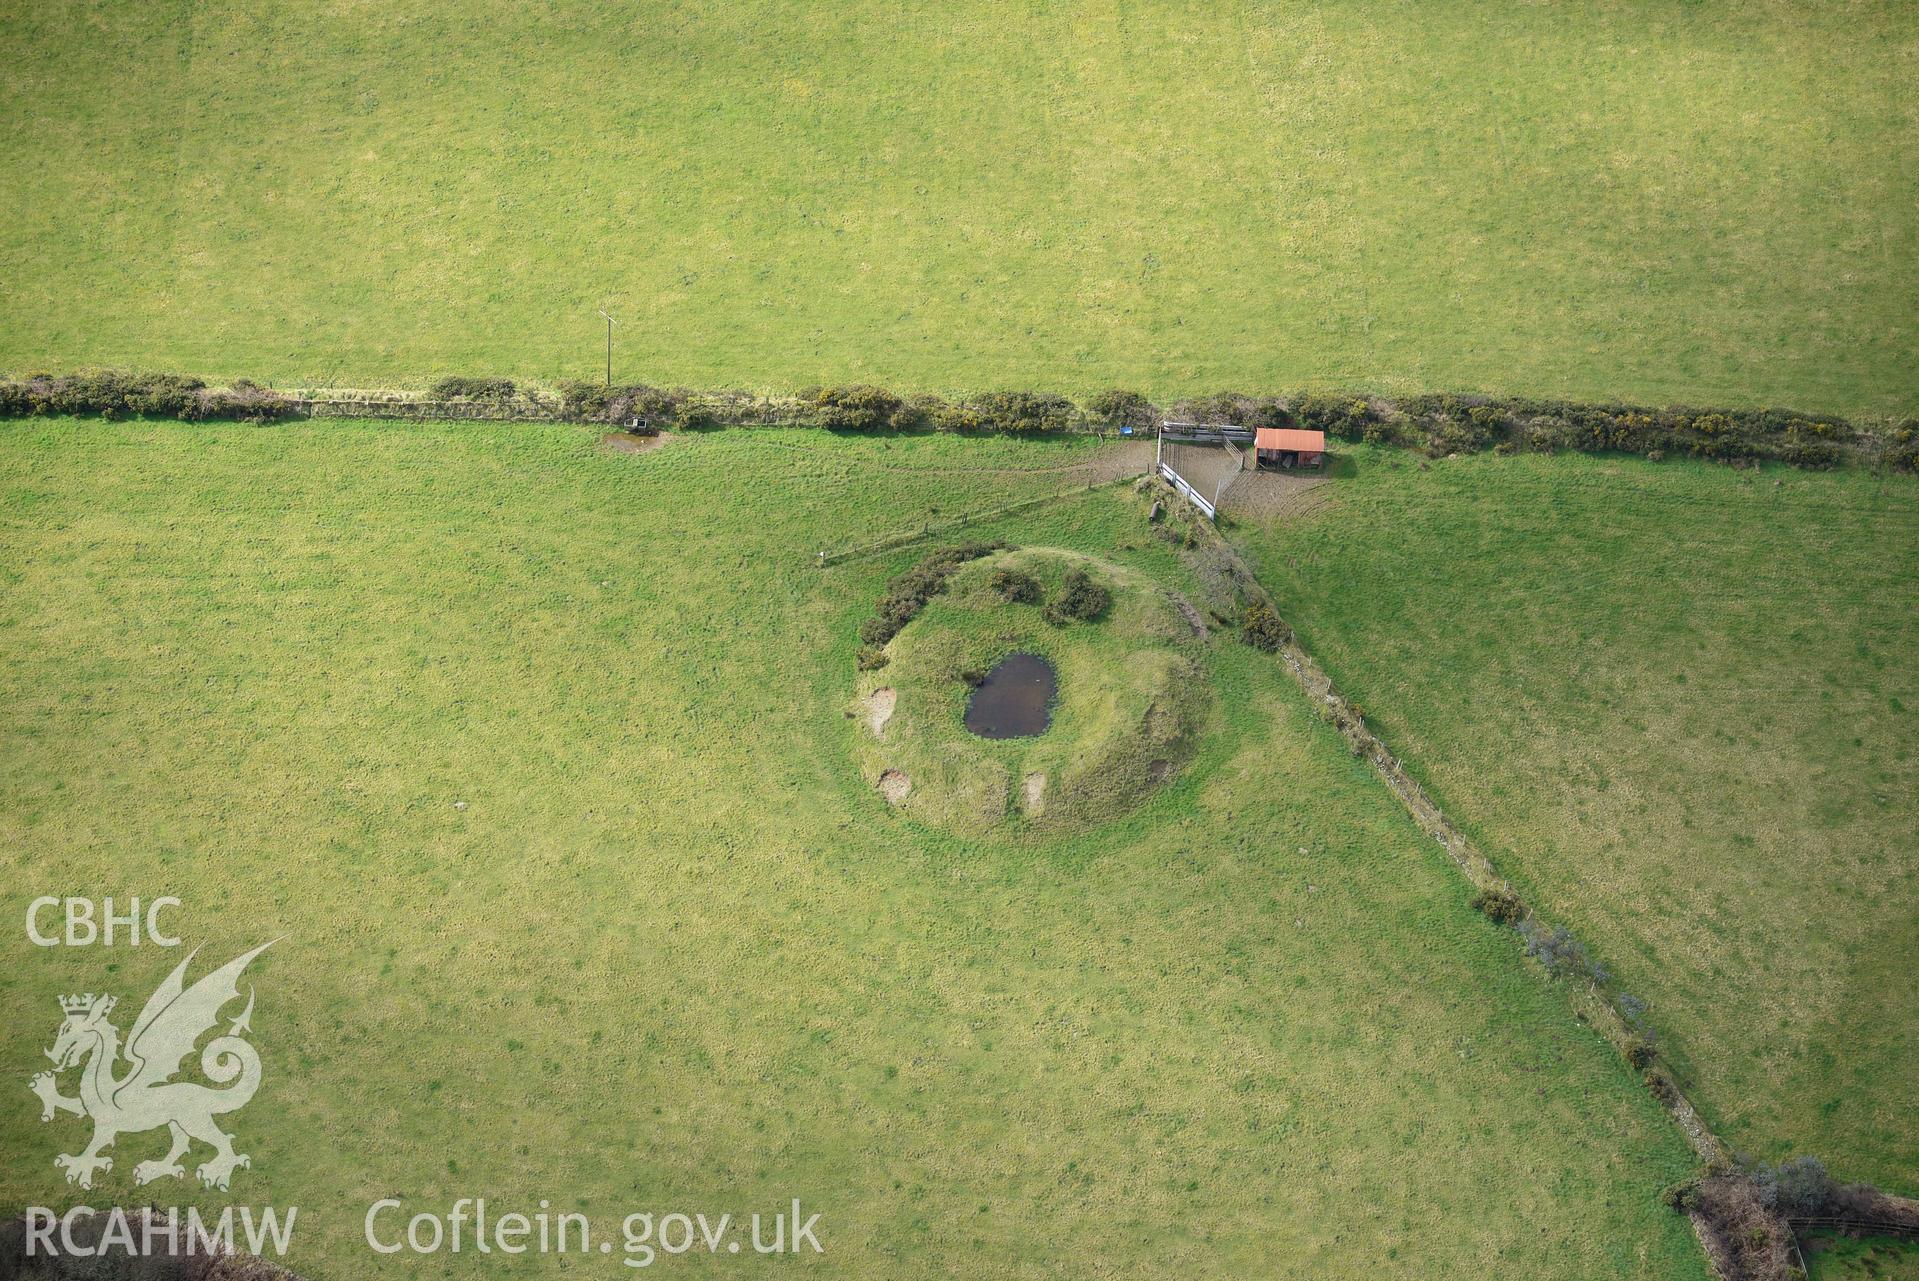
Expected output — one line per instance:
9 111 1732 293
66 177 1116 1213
6 370 1913 472
0 371 298 421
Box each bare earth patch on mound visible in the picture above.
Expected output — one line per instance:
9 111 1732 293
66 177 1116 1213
877 769 911 805
1022 772 1047 816
864 687 896 738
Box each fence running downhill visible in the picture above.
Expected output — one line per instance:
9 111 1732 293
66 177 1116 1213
816 475 1138 567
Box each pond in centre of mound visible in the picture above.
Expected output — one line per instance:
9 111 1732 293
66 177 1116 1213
963 652 1057 739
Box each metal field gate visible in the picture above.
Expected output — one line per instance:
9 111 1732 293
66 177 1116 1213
1156 423 1253 519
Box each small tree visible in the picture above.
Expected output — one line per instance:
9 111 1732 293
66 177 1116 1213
1517 919 1609 983
1470 886 1525 926
1752 1157 1835 1217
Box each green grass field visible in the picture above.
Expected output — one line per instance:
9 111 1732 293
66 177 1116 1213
2 1 1915 416
5 0 1918 1271
1806 1232 1919 1280
1233 447 1919 1192
0 422 1712 1278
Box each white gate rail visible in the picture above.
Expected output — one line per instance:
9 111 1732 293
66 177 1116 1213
1158 461 1217 519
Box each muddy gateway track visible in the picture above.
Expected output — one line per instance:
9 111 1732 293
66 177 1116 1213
1217 470 1331 523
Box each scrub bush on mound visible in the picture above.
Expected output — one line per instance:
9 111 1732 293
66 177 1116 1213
989 568 1043 603
1043 567 1111 624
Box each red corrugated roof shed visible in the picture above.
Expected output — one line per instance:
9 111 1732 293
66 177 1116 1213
1255 427 1326 453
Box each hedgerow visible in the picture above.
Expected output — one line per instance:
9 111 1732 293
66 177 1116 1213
964 391 1075 435
1085 389 1159 431
1885 420 1919 472
430 376 518 402
5 370 1905 471
557 381 680 427
810 384 905 431
1169 392 1294 429
1292 392 1378 441
1680 1159 1919 1281
0 372 298 421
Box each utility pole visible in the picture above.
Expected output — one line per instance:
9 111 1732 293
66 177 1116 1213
598 310 619 387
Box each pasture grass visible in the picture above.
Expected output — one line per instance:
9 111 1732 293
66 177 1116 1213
1805 1232 1919 1281
1 1 1915 416
1 422 1707 1278
1232 446 1919 1191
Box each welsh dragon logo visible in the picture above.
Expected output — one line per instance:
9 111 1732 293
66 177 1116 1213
28 942 273 1191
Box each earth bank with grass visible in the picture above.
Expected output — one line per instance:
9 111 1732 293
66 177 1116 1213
854 548 1208 835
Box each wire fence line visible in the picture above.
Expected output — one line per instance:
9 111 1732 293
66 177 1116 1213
1787 1217 1919 1239
814 475 1139 567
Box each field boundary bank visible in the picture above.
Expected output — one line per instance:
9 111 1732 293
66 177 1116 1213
1262 599 1728 1161
1789 1216 1919 1240
293 397 555 421
6 374 1913 473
